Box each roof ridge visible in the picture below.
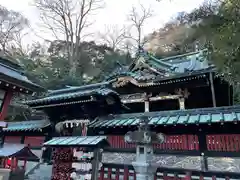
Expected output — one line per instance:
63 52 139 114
129 50 174 75
148 53 173 68
6 119 50 124
159 49 208 62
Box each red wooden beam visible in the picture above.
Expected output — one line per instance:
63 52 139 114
24 136 45 147
4 136 21 143
0 90 13 122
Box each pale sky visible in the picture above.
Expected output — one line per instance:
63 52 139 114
0 0 205 45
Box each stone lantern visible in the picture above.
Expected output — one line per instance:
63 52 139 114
124 116 165 180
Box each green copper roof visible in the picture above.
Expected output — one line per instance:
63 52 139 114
89 105 240 128
43 136 109 147
25 87 118 105
144 49 210 73
3 120 50 132
105 49 213 82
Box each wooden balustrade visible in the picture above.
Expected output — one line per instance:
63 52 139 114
108 134 240 153
98 166 237 180
153 135 199 150
206 134 240 152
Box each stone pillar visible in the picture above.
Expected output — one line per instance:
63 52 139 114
144 93 150 113
39 147 46 163
125 117 164 180
178 97 185 110
92 148 102 180
132 161 156 180
144 100 149 112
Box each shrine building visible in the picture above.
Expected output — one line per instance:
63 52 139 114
7 49 240 180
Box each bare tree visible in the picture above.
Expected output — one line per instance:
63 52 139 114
7 31 34 57
126 4 154 50
98 25 126 51
0 6 29 54
34 0 104 77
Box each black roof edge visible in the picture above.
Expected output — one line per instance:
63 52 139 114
0 73 45 93
48 81 113 96
153 67 216 83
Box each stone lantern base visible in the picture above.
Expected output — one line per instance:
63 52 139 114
132 161 157 180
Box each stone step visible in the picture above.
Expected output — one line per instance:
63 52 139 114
25 163 52 180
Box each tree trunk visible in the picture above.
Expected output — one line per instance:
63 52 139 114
69 60 77 77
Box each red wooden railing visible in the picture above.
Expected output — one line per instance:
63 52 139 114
153 135 199 150
107 135 199 151
98 166 233 180
108 134 240 152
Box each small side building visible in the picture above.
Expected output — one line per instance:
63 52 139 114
0 56 45 177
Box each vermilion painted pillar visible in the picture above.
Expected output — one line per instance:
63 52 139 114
115 168 120 180
0 91 13 120
124 167 129 180
185 172 191 180
99 167 104 180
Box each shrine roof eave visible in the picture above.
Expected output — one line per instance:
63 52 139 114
153 67 216 83
3 120 51 132
24 87 119 107
0 71 45 94
88 105 240 129
43 136 109 148
0 143 39 160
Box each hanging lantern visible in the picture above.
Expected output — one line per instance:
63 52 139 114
85 173 92 180
6 158 12 168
